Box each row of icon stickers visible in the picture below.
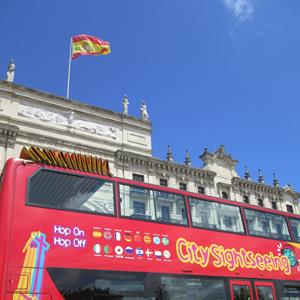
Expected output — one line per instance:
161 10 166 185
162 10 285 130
93 244 171 259
92 228 170 246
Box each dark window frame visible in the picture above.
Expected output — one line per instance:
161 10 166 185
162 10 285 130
132 173 144 182
258 198 264 207
198 186 205 194
271 201 277 210
179 182 187 191
221 191 229 200
159 178 168 187
286 204 294 213
133 201 146 215
243 195 249 204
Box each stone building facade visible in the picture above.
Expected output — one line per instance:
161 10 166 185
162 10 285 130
0 80 299 214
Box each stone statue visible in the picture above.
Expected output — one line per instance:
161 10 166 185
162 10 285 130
140 101 149 121
122 95 129 115
6 59 15 82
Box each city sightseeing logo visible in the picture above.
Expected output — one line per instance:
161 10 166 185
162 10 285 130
277 242 300 272
176 238 291 275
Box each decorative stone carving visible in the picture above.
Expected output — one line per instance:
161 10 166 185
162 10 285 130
19 104 69 125
18 105 117 139
72 119 117 139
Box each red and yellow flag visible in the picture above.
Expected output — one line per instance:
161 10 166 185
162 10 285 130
72 34 111 59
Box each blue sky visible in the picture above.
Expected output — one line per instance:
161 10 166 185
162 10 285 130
1 0 300 190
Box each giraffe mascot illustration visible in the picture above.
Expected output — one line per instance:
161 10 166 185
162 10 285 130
13 231 50 300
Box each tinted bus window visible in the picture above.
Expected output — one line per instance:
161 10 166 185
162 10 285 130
290 218 300 242
283 286 300 299
48 268 227 300
27 169 114 214
189 197 244 233
119 184 188 225
244 209 291 240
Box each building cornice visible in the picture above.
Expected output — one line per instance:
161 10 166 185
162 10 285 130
232 177 283 197
0 81 152 133
115 150 216 182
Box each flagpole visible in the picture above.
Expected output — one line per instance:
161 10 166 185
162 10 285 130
66 36 72 99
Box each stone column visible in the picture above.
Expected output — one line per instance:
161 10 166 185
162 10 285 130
0 123 19 172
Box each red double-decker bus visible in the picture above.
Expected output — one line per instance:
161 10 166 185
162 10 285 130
1 146 300 300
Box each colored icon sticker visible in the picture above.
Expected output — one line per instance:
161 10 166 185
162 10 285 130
104 245 113 254
144 235 151 244
163 250 171 259
115 246 123 255
136 247 144 256
93 244 101 254
154 250 162 258
162 237 169 246
125 233 133 242
104 231 112 240
153 236 161 245
114 232 121 241
93 230 102 238
134 233 142 242
145 249 153 257
125 246 134 255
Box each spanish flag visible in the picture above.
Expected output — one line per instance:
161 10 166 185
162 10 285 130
72 34 111 59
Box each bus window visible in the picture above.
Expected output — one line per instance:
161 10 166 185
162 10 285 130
232 285 252 300
189 197 244 233
254 282 276 300
160 276 226 299
153 191 187 225
290 218 300 242
244 209 291 240
119 184 188 225
48 268 227 300
27 169 114 215
282 286 300 300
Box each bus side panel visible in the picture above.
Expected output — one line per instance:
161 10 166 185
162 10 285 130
0 159 24 299
5 163 65 299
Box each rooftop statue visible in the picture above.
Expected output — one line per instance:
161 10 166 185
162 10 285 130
122 95 129 115
140 101 149 121
6 59 15 83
